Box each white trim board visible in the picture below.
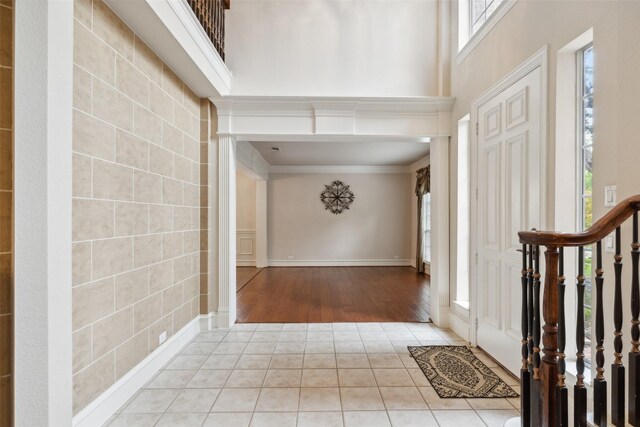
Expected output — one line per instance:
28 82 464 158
268 259 413 267
237 260 257 267
269 165 411 174
72 317 202 427
449 312 471 343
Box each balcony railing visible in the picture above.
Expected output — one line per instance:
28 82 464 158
186 0 229 60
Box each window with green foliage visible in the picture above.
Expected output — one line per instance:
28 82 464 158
579 44 594 367
422 193 431 263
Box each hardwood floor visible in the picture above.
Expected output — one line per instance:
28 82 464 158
236 266 430 323
236 267 263 292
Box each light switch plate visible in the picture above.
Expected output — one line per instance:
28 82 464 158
605 185 617 207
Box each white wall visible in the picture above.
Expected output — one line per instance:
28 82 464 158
268 173 412 264
225 0 440 96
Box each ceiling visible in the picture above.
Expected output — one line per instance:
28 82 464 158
249 140 430 167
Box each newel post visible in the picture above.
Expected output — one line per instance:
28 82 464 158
541 246 560 426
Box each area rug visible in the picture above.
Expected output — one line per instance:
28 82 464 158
408 345 519 398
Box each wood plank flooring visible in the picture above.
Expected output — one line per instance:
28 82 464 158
236 266 430 323
236 267 263 292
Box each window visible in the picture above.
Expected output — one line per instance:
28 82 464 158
456 115 471 309
471 0 503 34
578 44 594 367
422 193 431 263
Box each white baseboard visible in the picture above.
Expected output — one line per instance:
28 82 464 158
449 311 471 342
72 316 202 427
236 260 256 267
268 259 413 267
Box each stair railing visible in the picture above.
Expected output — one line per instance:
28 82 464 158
186 0 229 60
518 194 640 426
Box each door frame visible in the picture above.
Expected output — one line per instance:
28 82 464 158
470 46 549 346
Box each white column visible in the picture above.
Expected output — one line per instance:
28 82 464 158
14 0 73 424
430 136 451 327
217 134 237 328
255 180 268 268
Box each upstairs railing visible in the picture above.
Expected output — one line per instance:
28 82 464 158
518 195 640 426
186 0 230 60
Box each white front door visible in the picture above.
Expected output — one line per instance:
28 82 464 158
476 66 542 374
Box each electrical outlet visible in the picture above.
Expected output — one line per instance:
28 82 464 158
287 255 293 260
394 255 399 259
159 331 167 345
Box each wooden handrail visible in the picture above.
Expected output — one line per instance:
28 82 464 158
519 195 640 246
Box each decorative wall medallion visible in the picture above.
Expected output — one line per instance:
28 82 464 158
320 180 355 214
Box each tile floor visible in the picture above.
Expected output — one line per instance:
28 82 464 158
106 322 520 427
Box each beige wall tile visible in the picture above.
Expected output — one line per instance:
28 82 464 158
133 170 161 204
73 326 92 373
173 103 192 135
73 352 115 414
74 20 115 86
73 242 92 286
93 79 134 132
0 254 10 315
0 314 11 376
149 83 173 122
92 307 133 359
184 183 199 207
162 284 182 316
149 315 173 352
0 4 13 68
73 154 92 198
0 131 11 191
183 231 199 254
73 199 114 242
149 205 173 233
183 137 199 163
183 275 199 301
190 253 200 277
73 65 92 114
149 260 173 294
73 110 115 161
134 35 162 86
133 234 162 268
162 66 184 103
172 302 192 332
162 232 182 261
173 155 191 183
115 267 149 310
115 331 149 379
74 0 92 29
116 130 149 170
115 202 148 237
116 56 149 107
0 68 9 130
92 0 134 61
162 122 183 155
149 143 173 178
162 177 183 205
93 159 133 201
174 207 191 231
173 255 192 283
134 293 161 333
133 104 162 145
92 237 133 279
183 87 200 117
72 277 115 330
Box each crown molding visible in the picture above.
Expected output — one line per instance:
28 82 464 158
268 165 410 174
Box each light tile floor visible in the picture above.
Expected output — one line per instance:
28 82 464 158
106 322 520 427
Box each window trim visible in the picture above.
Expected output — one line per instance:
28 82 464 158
456 0 519 64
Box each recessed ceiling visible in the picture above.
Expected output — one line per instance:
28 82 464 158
249 140 430 166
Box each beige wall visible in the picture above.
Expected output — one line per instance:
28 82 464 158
449 0 640 373
268 173 412 262
72 0 202 413
0 0 12 424
236 171 256 230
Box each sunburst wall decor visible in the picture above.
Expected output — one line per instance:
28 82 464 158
320 180 355 214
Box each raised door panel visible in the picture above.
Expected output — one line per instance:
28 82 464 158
482 258 502 329
482 144 501 251
505 132 528 251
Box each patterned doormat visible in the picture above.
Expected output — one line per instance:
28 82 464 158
408 345 519 398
